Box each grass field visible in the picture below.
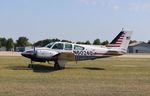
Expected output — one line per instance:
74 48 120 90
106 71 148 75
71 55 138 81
0 56 150 96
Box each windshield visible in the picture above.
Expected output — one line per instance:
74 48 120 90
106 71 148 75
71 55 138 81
45 42 54 48
52 43 64 50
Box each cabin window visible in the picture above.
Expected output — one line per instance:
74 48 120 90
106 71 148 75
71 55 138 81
74 45 84 50
52 43 64 50
45 42 54 48
65 44 72 50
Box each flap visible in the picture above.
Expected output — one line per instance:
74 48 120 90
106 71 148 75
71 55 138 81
58 52 75 61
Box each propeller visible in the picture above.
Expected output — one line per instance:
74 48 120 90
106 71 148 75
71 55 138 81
33 45 36 54
33 44 36 56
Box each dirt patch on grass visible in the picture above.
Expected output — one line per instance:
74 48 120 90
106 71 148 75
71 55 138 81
0 51 21 56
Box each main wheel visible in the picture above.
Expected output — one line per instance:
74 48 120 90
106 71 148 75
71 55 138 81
54 61 60 70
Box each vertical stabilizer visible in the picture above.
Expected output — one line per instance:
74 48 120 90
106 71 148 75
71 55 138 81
107 31 132 52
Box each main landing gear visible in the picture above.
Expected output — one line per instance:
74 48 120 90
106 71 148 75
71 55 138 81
54 60 66 70
28 59 34 68
27 60 67 70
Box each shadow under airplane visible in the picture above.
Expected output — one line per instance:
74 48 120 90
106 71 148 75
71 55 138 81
8 64 57 73
8 64 105 73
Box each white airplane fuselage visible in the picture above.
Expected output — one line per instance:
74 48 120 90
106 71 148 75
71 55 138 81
22 43 124 62
21 31 132 69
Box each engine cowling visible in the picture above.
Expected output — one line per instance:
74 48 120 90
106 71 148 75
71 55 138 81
36 49 58 58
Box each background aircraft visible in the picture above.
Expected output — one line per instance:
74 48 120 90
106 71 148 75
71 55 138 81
21 30 132 70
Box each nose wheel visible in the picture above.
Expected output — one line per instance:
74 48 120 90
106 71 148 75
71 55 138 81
28 60 33 68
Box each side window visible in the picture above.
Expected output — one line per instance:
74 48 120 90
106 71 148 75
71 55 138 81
52 43 64 50
74 45 84 50
65 44 72 50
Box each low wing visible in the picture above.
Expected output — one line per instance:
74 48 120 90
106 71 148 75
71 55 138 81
57 52 76 61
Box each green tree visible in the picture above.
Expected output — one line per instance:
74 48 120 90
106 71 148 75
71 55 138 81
0 41 1 48
85 40 91 45
76 41 85 44
34 38 60 47
61 40 72 43
16 37 31 47
41 39 52 46
129 40 137 44
101 40 109 45
93 39 101 45
0 38 7 46
6 38 14 51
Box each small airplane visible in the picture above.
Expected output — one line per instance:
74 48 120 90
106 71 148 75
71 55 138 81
21 30 132 70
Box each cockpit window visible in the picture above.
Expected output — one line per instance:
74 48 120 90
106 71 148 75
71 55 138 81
74 45 84 50
45 42 54 48
65 44 72 50
52 43 64 50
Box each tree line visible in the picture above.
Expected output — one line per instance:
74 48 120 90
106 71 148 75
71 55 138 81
0 37 31 51
34 38 109 47
2 36 150 51
0 36 110 51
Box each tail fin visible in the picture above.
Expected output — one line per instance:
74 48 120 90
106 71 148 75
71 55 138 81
107 30 132 52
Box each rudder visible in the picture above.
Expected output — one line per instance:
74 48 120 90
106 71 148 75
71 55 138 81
107 31 132 52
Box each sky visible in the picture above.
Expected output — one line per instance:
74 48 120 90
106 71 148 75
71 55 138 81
0 0 150 43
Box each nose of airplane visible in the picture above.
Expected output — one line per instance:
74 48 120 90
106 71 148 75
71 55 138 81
21 50 36 58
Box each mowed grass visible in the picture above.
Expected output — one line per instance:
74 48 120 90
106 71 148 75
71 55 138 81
0 56 150 96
